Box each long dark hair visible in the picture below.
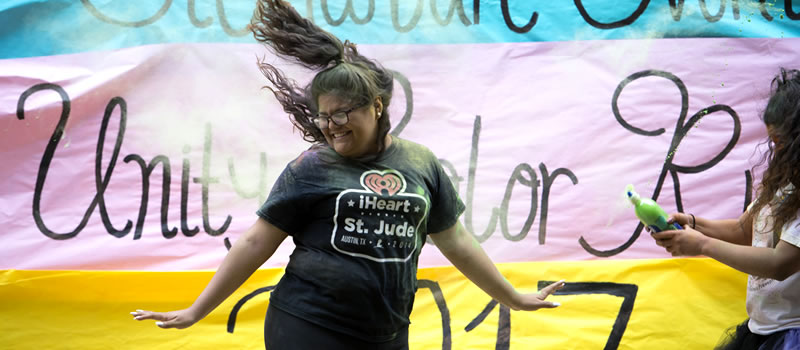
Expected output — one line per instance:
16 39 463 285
750 68 800 244
249 0 394 155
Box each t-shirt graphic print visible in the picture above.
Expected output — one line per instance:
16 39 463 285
332 169 429 262
256 138 465 341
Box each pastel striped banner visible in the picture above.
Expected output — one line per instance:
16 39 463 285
2 38 797 270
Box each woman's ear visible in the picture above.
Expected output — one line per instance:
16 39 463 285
374 96 383 119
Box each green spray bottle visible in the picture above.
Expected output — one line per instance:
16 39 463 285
626 184 683 232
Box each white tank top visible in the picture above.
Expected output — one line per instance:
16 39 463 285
746 185 800 335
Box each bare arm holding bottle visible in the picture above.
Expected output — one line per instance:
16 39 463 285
665 211 753 245
652 211 800 281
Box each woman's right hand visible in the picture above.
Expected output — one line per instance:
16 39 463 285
131 308 200 329
644 212 692 234
667 212 691 229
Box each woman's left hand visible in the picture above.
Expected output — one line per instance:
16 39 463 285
651 228 708 256
509 280 565 311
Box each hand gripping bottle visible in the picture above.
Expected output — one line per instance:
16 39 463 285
626 184 683 232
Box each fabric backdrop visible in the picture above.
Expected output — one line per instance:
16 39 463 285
2 1 799 349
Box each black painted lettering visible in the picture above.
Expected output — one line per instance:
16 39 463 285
321 0 375 25
215 0 249 36
418 279 452 350
698 0 726 22
473 0 480 24
188 0 213 27
787 0 800 20
96 97 134 238
463 115 500 243
538 281 638 350
430 0 472 26
501 0 538 33
391 0 424 33
499 163 538 242
574 0 649 29
538 163 578 245
580 70 741 257
80 0 171 27
227 285 277 333
228 152 269 204
669 0 685 20
22 84 89 240
181 145 200 237
193 124 232 236
464 300 511 350
123 154 178 239
389 70 414 137
758 0 774 21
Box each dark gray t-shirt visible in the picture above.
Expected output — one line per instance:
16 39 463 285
257 137 465 341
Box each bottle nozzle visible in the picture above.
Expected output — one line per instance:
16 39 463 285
626 184 641 205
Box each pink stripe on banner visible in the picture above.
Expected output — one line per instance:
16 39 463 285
1 39 798 270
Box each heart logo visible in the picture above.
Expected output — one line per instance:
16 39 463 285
364 173 402 196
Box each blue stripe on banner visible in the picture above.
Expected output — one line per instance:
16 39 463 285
1 0 799 59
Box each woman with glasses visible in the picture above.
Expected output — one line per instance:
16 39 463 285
651 68 800 350
132 1 565 349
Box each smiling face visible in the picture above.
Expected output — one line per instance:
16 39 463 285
317 93 383 158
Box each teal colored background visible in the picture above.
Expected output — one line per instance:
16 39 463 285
1 0 798 59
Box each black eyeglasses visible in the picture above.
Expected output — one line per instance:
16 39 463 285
312 105 362 129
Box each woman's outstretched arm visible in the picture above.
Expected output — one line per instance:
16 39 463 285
132 218 288 328
430 221 564 311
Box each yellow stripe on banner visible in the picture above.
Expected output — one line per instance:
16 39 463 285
0 258 746 349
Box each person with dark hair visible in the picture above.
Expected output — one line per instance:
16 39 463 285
131 1 565 348
651 68 800 350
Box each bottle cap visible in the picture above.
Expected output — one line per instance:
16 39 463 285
626 184 641 205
